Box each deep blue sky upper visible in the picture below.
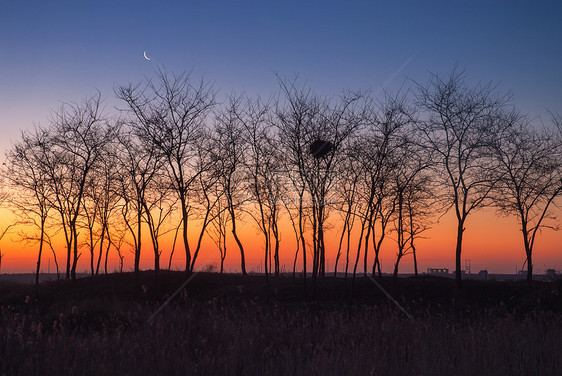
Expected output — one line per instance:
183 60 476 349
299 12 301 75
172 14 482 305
1 0 561 148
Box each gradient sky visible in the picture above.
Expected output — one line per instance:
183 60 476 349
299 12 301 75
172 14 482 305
1 1 562 274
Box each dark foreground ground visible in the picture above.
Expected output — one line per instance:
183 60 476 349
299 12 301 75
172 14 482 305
1 271 561 375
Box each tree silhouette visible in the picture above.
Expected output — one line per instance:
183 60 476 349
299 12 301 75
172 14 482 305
213 95 250 275
491 114 562 281
352 94 405 282
416 69 510 289
116 69 217 274
275 77 364 295
4 66 560 287
46 93 114 280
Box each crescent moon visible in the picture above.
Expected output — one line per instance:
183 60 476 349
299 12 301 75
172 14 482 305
143 51 151 61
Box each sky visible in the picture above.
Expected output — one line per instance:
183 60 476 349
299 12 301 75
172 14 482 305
1 0 562 274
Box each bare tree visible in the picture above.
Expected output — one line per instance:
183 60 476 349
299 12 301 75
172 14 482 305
332 142 363 279
44 93 114 280
4 126 54 286
405 173 435 277
142 175 177 276
213 96 250 275
116 69 217 273
351 94 405 282
274 79 322 292
189 137 223 272
80 138 123 276
116 130 160 279
93 145 122 275
275 77 364 294
491 115 562 281
82 174 101 276
416 69 510 288
237 96 288 279
279 148 309 287
207 184 230 273
391 132 433 279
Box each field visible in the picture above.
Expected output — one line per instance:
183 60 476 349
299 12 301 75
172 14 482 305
1 272 561 375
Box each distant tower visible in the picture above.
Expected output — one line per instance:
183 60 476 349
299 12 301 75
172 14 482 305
464 259 471 274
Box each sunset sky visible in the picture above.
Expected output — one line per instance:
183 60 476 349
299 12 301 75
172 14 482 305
1 1 562 274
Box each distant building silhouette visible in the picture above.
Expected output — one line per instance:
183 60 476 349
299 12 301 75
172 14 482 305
427 268 449 276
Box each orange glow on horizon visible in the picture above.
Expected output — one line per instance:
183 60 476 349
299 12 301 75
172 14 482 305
1 205 561 275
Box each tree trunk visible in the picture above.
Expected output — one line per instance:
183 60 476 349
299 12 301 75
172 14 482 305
412 243 418 277
526 252 533 281
352 219 366 281
96 225 106 275
299 196 307 293
134 210 142 276
273 220 280 276
393 258 401 279
154 251 160 276
455 220 464 289
35 219 46 289
104 232 112 274
71 227 79 281
168 218 182 270
231 214 247 275
66 240 71 280
521 225 533 282
181 201 191 273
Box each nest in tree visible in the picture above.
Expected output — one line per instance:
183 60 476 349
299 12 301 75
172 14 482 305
309 139 336 159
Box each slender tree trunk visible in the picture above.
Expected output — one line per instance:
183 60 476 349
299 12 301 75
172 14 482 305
134 210 142 276
318 205 326 277
71 225 79 280
287 209 300 280
408 205 418 277
393 192 404 280
365 222 373 277
372 222 384 278
393 259 401 279
89 229 95 276
268 226 272 274
345 223 352 279
526 251 533 281
311 201 319 281
104 232 112 274
168 218 182 270
154 249 160 276
66 239 71 280
96 225 106 275
191 210 211 271
272 218 280 276
412 242 418 277
181 200 191 273
455 219 465 289
35 219 46 289
230 213 247 275
220 242 226 274
522 226 533 281
47 240 60 279
299 194 307 293
352 219 366 280
334 209 351 276
363 207 375 277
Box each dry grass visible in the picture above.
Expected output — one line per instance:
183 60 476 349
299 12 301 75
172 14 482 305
1 272 561 375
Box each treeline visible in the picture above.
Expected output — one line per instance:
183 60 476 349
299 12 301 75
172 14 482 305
3 67 562 290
